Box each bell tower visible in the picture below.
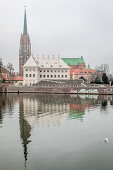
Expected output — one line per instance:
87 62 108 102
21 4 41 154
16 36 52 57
19 8 31 76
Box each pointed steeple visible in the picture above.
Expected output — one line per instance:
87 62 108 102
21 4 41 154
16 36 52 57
23 8 27 35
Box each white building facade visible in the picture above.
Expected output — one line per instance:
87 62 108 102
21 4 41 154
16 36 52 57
23 56 70 86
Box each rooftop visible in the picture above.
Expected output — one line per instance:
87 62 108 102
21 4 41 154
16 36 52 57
62 56 85 66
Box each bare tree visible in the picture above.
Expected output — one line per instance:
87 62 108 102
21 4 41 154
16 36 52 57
95 64 109 75
6 63 14 77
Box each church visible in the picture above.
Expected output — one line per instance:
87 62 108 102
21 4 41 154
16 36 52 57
20 9 97 85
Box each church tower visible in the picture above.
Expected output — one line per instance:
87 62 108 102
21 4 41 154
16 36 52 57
19 8 31 76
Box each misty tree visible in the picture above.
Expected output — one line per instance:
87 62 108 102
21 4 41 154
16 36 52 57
6 63 14 77
95 64 109 75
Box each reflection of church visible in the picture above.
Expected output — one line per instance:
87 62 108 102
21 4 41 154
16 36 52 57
0 93 113 167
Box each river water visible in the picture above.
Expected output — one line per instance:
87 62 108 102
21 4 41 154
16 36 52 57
0 93 113 170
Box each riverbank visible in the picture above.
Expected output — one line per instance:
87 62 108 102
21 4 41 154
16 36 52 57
1 80 113 95
6 85 113 95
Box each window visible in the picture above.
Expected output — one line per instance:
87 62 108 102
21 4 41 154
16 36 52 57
47 70 49 72
65 70 67 72
40 75 42 78
51 75 53 78
29 69 31 71
51 70 53 72
47 75 49 78
54 75 56 78
62 75 63 78
33 69 35 71
26 74 28 77
54 70 56 72
62 70 63 72
58 75 60 78
65 75 67 78
59 65 62 67
58 70 60 72
42 65 44 67
40 70 42 72
33 74 35 77
43 75 45 78
26 69 28 71
29 74 32 77
44 70 46 72
51 65 53 67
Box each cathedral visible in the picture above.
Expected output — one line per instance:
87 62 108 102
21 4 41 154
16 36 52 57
19 9 31 76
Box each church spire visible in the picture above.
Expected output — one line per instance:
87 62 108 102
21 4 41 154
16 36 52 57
23 7 27 35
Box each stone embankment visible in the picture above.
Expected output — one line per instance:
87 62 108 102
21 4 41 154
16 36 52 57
1 80 113 94
6 85 113 95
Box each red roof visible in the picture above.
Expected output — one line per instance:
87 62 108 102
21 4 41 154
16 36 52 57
1 74 23 81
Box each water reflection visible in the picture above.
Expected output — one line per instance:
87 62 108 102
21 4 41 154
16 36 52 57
0 94 113 127
0 94 113 165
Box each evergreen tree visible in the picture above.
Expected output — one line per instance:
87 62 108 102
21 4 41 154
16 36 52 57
102 73 109 84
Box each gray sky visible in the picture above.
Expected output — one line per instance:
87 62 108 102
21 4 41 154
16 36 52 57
0 0 113 72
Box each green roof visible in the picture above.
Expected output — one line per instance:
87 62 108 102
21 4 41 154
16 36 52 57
62 56 85 66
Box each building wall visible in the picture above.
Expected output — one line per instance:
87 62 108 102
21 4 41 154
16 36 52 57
39 68 70 80
23 67 70 86
23 67 39 85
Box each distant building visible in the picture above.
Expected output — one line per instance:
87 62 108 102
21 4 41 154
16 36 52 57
19 9 31 76
23 56 70 86
62 56 98 82
62 56 86 69
70 67 97 82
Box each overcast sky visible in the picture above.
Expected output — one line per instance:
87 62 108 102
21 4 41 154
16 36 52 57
0 0 113 72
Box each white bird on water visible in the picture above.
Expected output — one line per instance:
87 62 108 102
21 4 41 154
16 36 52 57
104 138 109 143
